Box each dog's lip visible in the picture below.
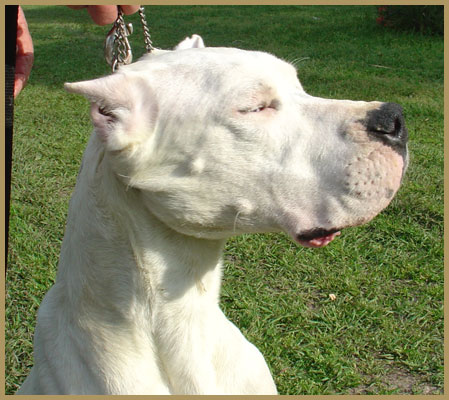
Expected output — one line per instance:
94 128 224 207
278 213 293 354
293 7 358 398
295 228 342 248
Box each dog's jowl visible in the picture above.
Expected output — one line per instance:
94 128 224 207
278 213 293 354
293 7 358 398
18 35 408 395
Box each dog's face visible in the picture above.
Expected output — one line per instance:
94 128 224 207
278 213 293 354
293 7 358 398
66 36 408 247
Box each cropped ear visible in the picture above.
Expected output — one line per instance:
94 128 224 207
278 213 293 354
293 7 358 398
64 73 158 151
174 34 205 50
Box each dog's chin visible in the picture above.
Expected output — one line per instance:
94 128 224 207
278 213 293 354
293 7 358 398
294 228 342 248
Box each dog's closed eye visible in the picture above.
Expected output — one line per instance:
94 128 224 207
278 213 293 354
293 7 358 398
240 99 280 114
250 105 267 113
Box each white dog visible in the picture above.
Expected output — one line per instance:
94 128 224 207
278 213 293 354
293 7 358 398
17 35 408 395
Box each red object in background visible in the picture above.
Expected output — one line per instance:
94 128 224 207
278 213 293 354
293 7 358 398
376 6 392 27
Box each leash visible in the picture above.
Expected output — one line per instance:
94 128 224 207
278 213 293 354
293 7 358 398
104 6 154 72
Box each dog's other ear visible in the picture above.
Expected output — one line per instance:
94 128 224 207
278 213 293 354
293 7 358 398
64 73 158 151
174 34 205 50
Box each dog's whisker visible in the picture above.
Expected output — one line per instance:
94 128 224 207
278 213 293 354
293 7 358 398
117 173 134 191
288 56 311 69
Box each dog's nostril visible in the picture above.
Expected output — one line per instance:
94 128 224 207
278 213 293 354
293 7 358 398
372 115 401 136
394 117 402 135
365 102 408 147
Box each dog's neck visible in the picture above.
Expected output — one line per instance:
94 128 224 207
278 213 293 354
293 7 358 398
56 135 225 328
51 136 227 393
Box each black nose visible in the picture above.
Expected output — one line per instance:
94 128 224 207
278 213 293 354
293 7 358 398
365 102 408 150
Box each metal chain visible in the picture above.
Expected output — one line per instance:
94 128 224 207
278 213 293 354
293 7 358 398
138 6 154 53
113 8 133 71
104 7 132 71
105 6 154 71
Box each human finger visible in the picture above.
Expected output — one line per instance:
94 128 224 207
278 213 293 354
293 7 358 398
14 6 34 97
86 5 119 26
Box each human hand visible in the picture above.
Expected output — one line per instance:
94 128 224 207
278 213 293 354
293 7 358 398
14 6 34 98
67 5 141 26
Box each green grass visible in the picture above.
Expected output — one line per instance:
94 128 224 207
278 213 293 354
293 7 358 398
6 5 443 395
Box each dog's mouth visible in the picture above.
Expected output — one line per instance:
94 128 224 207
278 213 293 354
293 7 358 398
295 228 342 248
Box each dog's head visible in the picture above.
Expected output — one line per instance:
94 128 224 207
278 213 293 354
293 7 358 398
65 35 408 247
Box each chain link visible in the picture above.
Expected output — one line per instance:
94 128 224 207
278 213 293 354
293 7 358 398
138 6 154 53
105 6 154 72
113 8 133 71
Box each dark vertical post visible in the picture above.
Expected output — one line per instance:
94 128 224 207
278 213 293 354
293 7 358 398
5 5 19 274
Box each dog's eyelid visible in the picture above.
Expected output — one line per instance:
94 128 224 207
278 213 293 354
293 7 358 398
239 99 280 114
252 104 267 112
255 99 280 112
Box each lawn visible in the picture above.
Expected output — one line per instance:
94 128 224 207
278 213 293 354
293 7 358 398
6 5 443 395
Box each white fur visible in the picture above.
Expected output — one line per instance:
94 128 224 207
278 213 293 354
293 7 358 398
174 34 205 50
18 35 406 395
